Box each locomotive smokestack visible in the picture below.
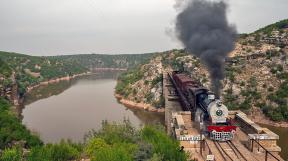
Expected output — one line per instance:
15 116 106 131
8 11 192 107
174 0 237 97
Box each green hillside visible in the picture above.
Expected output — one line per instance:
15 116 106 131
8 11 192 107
49 53 157 69
255 19 288 34
0 58 12 78
0 51 88 96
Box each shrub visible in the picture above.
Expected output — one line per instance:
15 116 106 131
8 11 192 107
240 81 245 87
151 75 163 87
85 138 137 161
0 98 42 149
27 140 82 161
268 86 274 92
0 147 21 161
84 120 139 146
141 126 187 161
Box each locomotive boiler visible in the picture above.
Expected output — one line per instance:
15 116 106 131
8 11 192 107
170 71 236 141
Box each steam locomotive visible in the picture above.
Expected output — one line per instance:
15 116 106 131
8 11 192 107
170 71 236 141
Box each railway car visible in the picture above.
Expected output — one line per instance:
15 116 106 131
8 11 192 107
170 71 237 141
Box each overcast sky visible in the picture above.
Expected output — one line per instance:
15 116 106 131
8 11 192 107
0 0 287 56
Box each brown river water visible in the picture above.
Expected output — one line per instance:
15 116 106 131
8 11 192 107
259 123 288 160
19 71 287 160
20 71 164 143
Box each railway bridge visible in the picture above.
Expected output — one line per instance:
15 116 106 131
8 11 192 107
162 71 284 161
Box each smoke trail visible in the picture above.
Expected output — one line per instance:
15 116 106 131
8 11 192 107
175 0 237 97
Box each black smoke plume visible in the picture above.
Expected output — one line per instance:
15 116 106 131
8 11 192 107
175 0 237 97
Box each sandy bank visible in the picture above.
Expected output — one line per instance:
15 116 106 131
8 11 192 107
26 72 92 93
115 94 164 113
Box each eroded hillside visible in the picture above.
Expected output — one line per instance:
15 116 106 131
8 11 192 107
116 19 288 123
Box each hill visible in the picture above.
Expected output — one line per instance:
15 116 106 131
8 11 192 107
255 19 288 35
0 51 156 98
116 19 288 124
48 53 156 70
0 51 88 97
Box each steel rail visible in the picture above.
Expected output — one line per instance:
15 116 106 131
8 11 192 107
215 141 234 161
227 141 248 161
213 141 229 161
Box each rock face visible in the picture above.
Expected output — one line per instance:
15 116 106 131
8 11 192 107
117 26 288 121
116 56 164 110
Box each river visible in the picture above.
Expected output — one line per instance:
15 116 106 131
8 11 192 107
259 123 288 160
20 71 164 143
19 71 287 160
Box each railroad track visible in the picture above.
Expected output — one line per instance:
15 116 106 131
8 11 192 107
213 141 248 161
227 141 248 161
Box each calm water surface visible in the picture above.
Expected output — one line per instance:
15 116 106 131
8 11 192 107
20 72 287 160
259 123 288 160
21 72 164 143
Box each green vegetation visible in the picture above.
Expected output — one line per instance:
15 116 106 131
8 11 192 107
0 51 157 97
260 60 288 121
152 95 165 109
244 77 260 106
223 75 261 111
151 75 163 87
50 53 156 70
115 68 144 97
265 80 288 121
225 66 242 83
84 120 187 161
0 147 21 161
0 58 12 78
161 49 186 69
255 19 288 34
1 120 187 161
223 87 239 110
0 51 88 95
0 98 42 149
27 140 82 161
0 51 88 79
141 125 187 161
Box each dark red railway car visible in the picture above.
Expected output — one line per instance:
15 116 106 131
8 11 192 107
170 71 237 141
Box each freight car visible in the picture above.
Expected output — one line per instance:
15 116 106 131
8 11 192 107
170 71 236 141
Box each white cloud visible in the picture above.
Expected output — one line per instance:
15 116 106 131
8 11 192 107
0 0 287 55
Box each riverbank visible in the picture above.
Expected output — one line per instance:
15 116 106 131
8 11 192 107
22 73 165 143
115 94 164 113
251 116 288 128
248 108 288 128
26 72 92 93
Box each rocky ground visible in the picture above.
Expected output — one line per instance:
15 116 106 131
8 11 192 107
116 27 288 124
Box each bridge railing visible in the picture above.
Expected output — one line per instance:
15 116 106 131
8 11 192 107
250 139 281 161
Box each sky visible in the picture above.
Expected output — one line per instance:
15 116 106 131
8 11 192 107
0 0 287 56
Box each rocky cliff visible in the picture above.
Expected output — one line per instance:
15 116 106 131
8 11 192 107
116 19 288 123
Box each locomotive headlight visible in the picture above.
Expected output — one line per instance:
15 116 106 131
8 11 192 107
216 110 223 116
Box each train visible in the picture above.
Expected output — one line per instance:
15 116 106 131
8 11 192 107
170 71 237 141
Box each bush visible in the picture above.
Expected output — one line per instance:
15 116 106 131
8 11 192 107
141 126 187 161
27 140 82 161
151 75 163 86
240 81 245 87
0 147 21 161
268 86 274 92
0 58 12 78
85 138 137 161
0 98 42 149
84 121 187 161
84 120 139 145
115 69 144 96
239 98 252 110
84 120 144 161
